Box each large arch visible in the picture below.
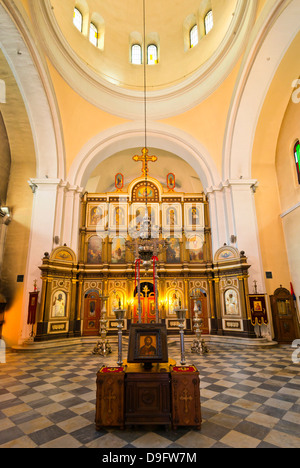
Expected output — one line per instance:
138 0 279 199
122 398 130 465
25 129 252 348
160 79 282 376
0 1 66 345
0 0 65 179
223 0 300 180
67 121 221 190
65 121 227 256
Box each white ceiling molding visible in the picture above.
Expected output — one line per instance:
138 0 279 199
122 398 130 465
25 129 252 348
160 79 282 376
223 0 300 180
29 0 257 120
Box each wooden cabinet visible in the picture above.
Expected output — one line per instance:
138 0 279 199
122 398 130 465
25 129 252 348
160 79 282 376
270 287 300 343
170 366 202 430
125 372 171 426
95 367 125 430
95 364 201 430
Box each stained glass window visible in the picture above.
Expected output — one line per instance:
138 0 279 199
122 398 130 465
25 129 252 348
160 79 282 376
190 25 198 48
147 44 158 65
131 44 142 64
73 7 83 32
204 10 214 34
294 141 300 184
89 23 98 47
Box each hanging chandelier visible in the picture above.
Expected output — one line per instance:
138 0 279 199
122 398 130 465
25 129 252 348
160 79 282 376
126 0 166 266
125 0 167 323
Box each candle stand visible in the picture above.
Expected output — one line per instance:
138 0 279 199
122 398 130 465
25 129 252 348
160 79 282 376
175 308 187 366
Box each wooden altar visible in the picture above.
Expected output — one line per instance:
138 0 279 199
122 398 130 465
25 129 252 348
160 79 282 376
95 362 202 431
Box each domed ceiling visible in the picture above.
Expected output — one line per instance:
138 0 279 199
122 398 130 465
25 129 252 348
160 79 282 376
29 0 256 118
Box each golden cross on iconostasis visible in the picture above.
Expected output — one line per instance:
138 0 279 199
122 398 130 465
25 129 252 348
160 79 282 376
133 148 157 176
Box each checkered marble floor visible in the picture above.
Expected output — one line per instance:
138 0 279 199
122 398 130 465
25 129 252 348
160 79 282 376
0 340 299 449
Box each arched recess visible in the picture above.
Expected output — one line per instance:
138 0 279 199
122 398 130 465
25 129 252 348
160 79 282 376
67 121 221 191
0 1 65 345
221 0 300 312
0 1 65 179
223 0 300 180
65 121 228 255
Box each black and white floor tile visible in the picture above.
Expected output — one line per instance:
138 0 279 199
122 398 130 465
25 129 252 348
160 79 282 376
0 340 299 448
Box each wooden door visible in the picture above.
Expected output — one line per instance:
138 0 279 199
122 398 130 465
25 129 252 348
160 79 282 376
270 287 300 343
83 291 102 336
133 283 157 324
133 294 156 324
190 294 209 335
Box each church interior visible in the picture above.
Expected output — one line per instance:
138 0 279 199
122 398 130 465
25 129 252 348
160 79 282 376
0 0 300 449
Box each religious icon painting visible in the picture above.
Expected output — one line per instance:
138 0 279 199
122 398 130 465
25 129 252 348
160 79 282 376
131 181 159 202
88 204 107 228
115 173 124 191
162 203 182 231
224 289 240 316
109 204 128 230
167 173 176 191
248 294 268 326
51 290 67 318
166 237 181 264
187 234 204 262
87 235 102 264
184 203 205 230
127 324 168 364
111 237 126 264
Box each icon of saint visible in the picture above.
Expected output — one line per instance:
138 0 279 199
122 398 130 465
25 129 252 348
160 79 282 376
139 336 157 356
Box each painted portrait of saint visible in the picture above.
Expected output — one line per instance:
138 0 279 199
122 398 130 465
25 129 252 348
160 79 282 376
225 289 239 316
115 173 124 189
111 237 126 263
87 236 102 264
188 235 204 261
90 206 104 226
189 207 200 225
166 208 177 227
52 291 67 318
139 335 157 356
166 237 181 263
167 173 176 191
113 206 125 227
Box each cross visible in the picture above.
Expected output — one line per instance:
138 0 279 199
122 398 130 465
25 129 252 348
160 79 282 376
180 389 193 414
104 390 116 414
143 285 150 298
133 148 157 176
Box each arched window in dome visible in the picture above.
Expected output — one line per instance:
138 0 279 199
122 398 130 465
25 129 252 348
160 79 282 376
73 7 83 32
131 44 142 65
190 24 198 48
147 44 158 65
204 10 214 34
89 23 98 47
294 141 300 184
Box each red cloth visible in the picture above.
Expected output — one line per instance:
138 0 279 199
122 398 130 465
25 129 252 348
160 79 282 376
172 366 198 373
99 366 124 373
